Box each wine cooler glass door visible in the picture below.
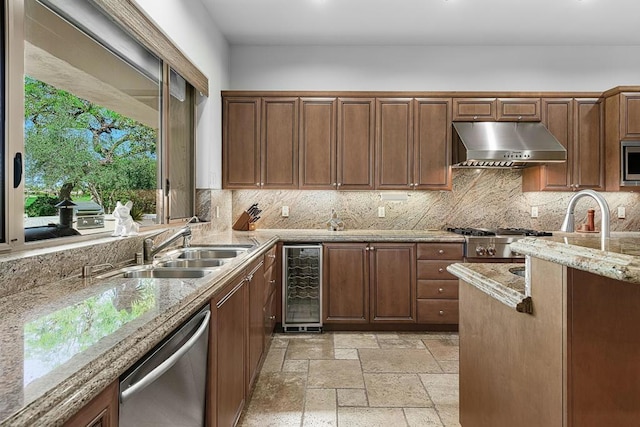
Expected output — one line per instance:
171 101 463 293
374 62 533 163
283 245 322 332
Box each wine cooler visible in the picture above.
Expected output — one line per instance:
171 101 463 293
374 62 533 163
282 245 322 332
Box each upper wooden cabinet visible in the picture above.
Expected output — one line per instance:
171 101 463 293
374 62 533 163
523 98 603 192
299 98 337 189
223 97 298 189
414 98 452 190
375 98 414 189
222 97 261 189
604 91 640 191
453 97 541 122
620 93 640 139
337 98 376 190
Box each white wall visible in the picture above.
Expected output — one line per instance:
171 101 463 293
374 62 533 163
230 45 640 91
134 0 230 189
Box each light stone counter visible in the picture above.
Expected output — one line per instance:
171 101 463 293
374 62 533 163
0 228 461 426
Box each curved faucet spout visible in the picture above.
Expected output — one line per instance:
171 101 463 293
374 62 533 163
560 189 610 250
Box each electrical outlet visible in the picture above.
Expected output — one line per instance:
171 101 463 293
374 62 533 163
618 206 626 219
531 206 539 218
281 206 289 217
215 206 220 218
378 206 386 218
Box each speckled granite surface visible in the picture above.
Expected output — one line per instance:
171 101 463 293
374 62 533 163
0 228 461 426
447 263 527 310
511 234 640 284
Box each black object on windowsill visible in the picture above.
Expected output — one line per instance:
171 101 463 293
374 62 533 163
25 224 81 242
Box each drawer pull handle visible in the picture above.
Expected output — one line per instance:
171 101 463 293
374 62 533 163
438 288 444 293
439 310 445 316
438 249 444 254
438 268 444 273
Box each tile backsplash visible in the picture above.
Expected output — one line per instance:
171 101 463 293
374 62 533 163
232 169 640 232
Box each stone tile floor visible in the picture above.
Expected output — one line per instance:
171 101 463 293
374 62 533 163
238 331 460 427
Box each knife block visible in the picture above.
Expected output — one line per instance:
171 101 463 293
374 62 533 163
232 212 251 231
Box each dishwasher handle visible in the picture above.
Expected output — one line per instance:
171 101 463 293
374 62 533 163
120 309 211 403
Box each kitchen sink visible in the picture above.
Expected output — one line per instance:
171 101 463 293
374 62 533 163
96 265 217 279
156 259 229 268
168 245 253 260
509 267 526 278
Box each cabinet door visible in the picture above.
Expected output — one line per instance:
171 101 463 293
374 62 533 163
370 243 416 323
573 99 604 190
522 98 573 191
261 97 299 189
452 98 496 121
212 277 246 427
222 97 261 189
246 259 265 391
414 98 452 190
64 381 118 427
264 289 277 349
337 98 375 190
323 243 369 323
299 97 337 189
496 98 541 121
620 93 640 139
375 98 413 189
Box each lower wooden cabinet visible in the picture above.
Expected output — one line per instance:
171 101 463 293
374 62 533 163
323 242 416 324
246 258 265 392
63 381 118 427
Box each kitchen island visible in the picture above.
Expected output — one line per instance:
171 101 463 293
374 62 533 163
447 233 640 427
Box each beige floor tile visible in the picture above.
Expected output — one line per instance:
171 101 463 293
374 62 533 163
333 332 380 349
334 348 359 360
303 388 337 427
435 403 461 427
404 408 445 427
364 373 433 408
287 341 335 360
238 372 306 426
398 332 458 341
377 336 427 349
420 374 459 406
337 388 368 407
423 338 459 361
270 336 291 348
308 360 364 388
337 407 407 427
437 360 459 374
283 359 310 372
261 347 286 372
359 348 442 373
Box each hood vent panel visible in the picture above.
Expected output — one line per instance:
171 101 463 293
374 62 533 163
452 122 567 169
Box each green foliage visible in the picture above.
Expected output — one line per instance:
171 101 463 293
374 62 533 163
25 195 58 217
24 76 158 216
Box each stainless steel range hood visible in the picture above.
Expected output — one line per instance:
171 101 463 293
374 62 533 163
452 122 567 168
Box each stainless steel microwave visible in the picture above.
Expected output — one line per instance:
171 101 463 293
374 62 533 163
621 141 640 185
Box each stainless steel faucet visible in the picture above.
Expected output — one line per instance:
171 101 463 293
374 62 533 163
143 226 192 262
560 189 610 250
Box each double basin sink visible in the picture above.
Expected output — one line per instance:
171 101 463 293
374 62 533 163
98 245 253 279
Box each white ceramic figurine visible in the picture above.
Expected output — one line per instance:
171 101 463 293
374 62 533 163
112 201 139 237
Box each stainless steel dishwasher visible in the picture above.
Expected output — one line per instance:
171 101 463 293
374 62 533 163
119 304 210 427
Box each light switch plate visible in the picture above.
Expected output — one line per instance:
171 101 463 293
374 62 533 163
282 206 289 217
618 206 626 219
378 206 385 218
531 206 539 218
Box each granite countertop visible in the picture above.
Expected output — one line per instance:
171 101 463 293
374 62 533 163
446 262 531 313
0 228 461 426
511 233 640 284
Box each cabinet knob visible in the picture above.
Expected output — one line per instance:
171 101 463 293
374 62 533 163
337 183 342 187
518 116 523 120
269 315 276 320
255 182 260 187
439 310 445 316
438 288 444 293
438 268 444 273
268 254 276 258
247 273 254 281
473 116 478 120
332 182 336 186
270 279 276 284
438 249 444 254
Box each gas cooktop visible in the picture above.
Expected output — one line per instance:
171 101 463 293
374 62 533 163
446 227 552 237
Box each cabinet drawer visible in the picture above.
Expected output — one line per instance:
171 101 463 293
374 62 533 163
417 243 463 260
497 98 541 121
264 245 277 269
417 299 459 324
417 280 459 299
417 260 458 280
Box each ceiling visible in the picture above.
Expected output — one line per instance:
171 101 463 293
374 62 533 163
200 0 640 46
